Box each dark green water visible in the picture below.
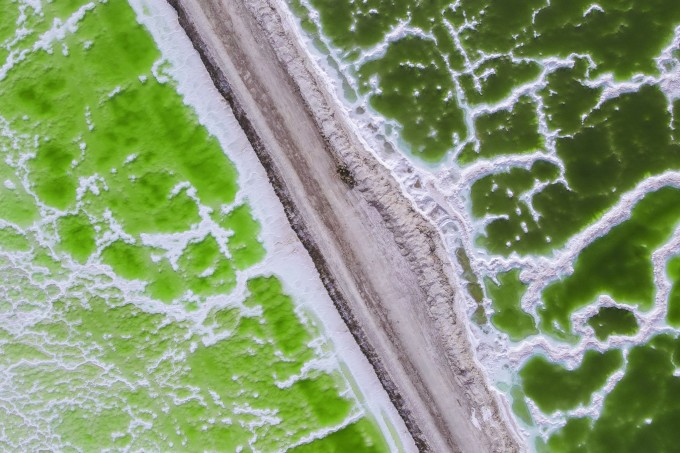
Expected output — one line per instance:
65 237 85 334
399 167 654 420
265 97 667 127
539 335 680 453
288 0 680 449
587 307 639 341
540 188 680 339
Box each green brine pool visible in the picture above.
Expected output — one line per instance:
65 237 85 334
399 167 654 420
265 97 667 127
286 0 680 450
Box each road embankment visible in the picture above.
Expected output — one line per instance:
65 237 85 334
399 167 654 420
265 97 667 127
167 1 522 451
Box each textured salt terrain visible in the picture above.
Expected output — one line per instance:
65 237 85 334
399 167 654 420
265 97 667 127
0 0 405 450
282 0 680 451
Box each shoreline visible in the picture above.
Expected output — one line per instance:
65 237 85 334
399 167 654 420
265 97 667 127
129 1 413 449
166 0 522 451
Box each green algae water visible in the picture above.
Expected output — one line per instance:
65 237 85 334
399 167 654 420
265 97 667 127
0 0 396 450
286 0 680 450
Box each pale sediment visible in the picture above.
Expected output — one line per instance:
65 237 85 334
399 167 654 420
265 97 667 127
166 0 522 451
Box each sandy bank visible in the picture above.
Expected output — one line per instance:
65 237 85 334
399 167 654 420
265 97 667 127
166 0 522 451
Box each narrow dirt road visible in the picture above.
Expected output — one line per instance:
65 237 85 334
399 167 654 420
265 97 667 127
167 0 522 451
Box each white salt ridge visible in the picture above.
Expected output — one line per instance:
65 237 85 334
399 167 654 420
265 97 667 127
658 26 680 102
470 125 680 431
582 27 680 113
0 2 96 81
126 0 412 451
33 2 96 54
138 187 249 269
517 171 680 319
17 0 42 20
286 410 364 451
274 355 338 389
584 4 605 17
451 168 680 305
352 21 434 68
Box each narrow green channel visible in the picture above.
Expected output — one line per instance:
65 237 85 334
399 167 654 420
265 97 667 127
485 269 537 341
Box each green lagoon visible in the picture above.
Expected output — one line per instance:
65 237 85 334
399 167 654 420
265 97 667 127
0 0 389 450
288 0 680 450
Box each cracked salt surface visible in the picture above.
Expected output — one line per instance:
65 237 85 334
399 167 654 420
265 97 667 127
284 0 680 445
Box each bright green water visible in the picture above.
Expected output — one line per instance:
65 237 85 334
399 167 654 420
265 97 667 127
0 1 388 450
288 0 680 450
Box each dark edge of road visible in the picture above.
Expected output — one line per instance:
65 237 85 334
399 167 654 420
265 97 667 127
165 1 430 450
